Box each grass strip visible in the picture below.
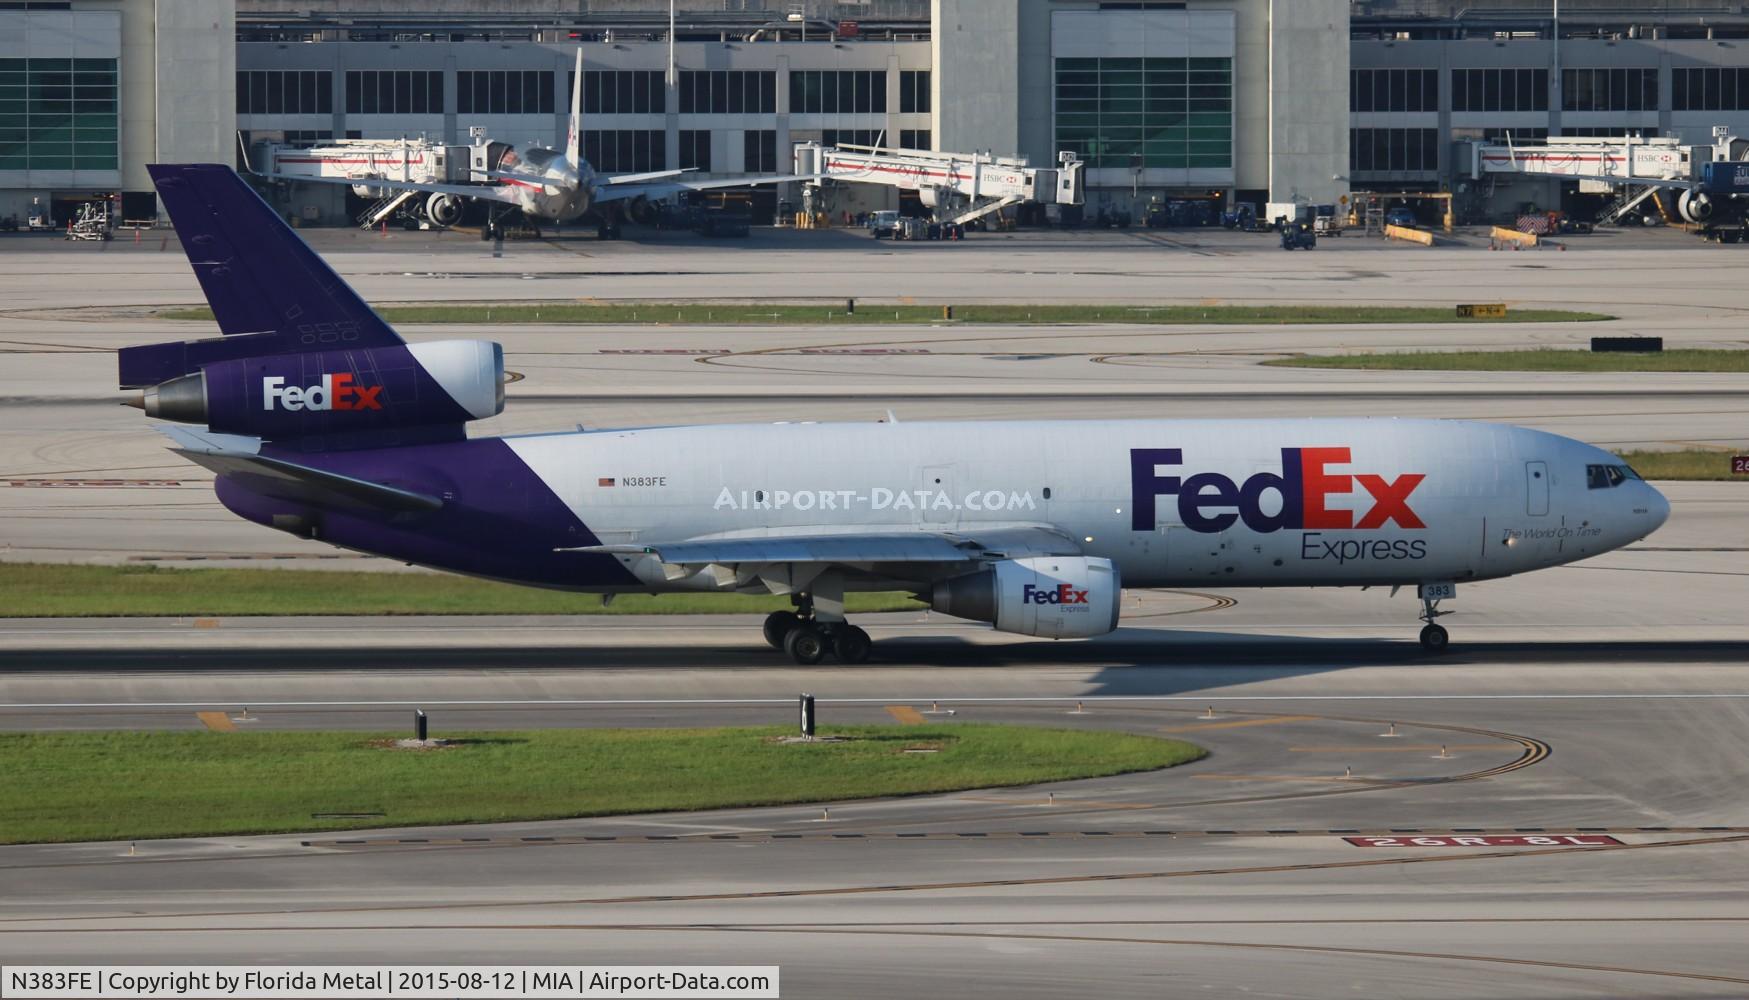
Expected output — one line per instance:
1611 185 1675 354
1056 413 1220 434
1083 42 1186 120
0 562 923 618
157 303 1611 326
1618 449 1749 482
0 726 1206 843
1267 348 1749 373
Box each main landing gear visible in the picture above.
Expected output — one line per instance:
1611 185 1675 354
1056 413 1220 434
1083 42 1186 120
1417 584 1454 653
763 603 872 665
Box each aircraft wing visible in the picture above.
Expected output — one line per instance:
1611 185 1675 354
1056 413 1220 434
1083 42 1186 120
566 525 1082 565
591 173 817 205
172 446 444 513
599 168 696 185
258 171 526 207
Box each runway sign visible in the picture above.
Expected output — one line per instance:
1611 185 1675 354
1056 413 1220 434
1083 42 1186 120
1456 303 1508 318
1345 834 1622 847
1733 455 1749 475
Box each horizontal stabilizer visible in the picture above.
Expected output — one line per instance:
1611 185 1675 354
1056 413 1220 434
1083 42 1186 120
174 448 443 513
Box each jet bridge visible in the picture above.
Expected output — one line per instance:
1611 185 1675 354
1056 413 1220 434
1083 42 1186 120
1462 132 1749 227
794 143 1084 227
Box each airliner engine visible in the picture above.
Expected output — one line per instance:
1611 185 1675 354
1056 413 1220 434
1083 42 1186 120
425 193 464 227
929 556 1122 638
129 340 505 439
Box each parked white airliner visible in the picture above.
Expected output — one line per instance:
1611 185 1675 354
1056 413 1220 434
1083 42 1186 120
266 49 805 239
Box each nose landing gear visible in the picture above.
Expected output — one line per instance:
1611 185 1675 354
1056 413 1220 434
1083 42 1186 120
1417 582 1455 652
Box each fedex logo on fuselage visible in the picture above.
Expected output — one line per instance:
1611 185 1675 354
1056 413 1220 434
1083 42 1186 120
262 374 383 412
1130 447 1425 533
1022 583 1089 605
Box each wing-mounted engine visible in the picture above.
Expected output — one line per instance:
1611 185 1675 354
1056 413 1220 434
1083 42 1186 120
131 339 505 441
425 193 464 227
931 556 1122 638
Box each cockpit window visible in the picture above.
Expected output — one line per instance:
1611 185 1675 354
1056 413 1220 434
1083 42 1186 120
1586 463 1637 489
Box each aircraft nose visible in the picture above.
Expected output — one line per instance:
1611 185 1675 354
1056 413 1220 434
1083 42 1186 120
1644 483 1671 534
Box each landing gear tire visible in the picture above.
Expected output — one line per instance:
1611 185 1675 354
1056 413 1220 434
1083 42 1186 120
763 611 801 650
832 625 872 664
1419 623 1449 653
784 625 828 665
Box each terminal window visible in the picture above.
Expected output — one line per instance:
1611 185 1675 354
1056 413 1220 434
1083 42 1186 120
1450 68 1549 112
584 129 665 173
899 129 930 150
347 70 443 115
899 70 930 114
1054 57 1232 170
743 129 777 172
789 70 887 115
1352 69 1437 113
1350 127 1439 174
238 71 334 116
457 70 552 115
0 57 117 171
1561 68 1657 112
679 129 711 171
1673 67 1749 111
679 71 774 114
578 71 665 115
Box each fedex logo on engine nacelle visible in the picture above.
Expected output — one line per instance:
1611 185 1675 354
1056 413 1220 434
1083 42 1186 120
1130 447 1426 534
262 373 383 412
1022 583 1090 605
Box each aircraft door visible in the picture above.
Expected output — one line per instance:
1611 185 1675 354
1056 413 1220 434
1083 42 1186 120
1526 461 1549 516
919 464 959 526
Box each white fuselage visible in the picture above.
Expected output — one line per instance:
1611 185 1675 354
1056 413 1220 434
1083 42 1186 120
505 417 1669 592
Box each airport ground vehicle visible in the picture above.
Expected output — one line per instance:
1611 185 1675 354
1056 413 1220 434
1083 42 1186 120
867 210 902 238
123 165 1669 663
1280 222 1317 250
1384 206 1417 229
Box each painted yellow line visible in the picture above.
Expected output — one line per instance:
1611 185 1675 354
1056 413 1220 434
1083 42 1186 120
885 705 926 725
1289 744 1504 754
196 711 236 732
1161 715 1317 734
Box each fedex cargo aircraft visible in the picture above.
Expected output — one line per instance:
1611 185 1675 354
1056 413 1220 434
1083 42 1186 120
122 165 1670 664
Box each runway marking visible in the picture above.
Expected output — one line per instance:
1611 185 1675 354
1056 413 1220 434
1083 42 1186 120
1188 774 1395 785
1161 715 1317 733
298 827 1749 849
8 833 1745 928
194 711 234 732
1288 744 1504 753
884 705 925 725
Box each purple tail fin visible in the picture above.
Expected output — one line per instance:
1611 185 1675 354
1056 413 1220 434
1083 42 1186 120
120 164 403 387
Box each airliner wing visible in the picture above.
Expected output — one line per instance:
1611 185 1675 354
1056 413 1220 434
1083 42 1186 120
258 171 526 206
590 173 818 205
566 525 1082 565
599 168 696 185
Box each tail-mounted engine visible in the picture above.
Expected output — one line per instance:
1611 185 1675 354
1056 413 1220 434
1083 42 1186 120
930 556 1122 638
129 339 505 440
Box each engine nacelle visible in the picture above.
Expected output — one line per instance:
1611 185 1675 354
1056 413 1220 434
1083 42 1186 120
425 193 463 227
930 556 1122 639
1679 188 1715 224
137 339 505 439
624 196 658 226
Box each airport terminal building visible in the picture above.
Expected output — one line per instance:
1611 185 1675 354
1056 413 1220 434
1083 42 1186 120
7 0 1749 225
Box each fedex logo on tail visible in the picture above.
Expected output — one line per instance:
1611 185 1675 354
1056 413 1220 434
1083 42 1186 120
262 374 383 412
1130 447 1425 533
1022 583 1090 605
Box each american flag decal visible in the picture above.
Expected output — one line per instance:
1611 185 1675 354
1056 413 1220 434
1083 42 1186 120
598 477 615 487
